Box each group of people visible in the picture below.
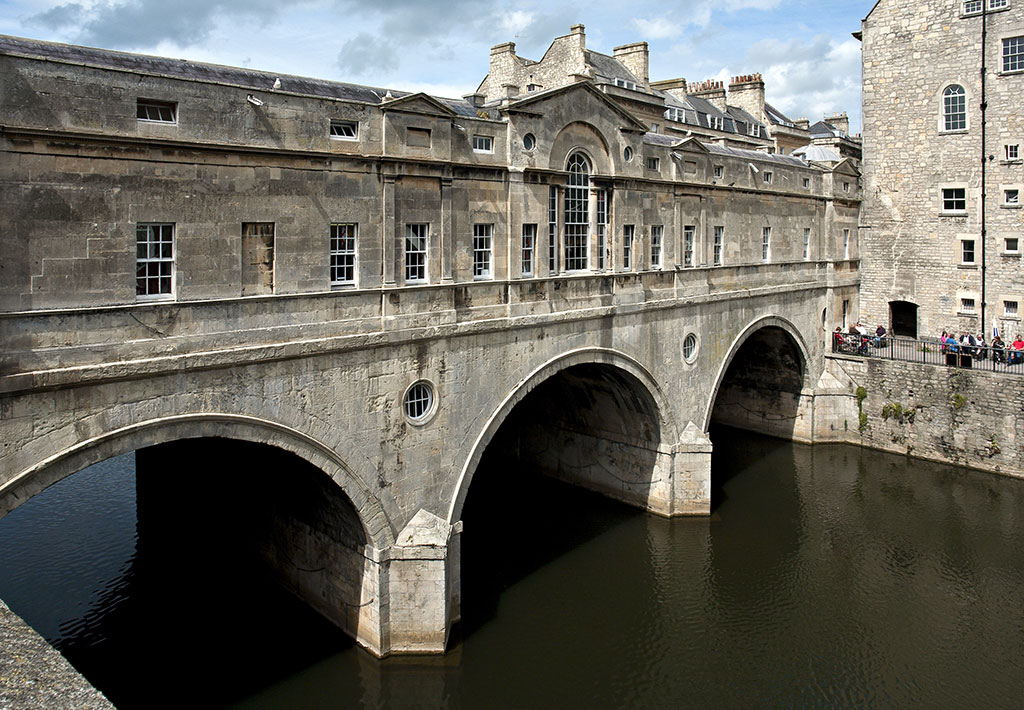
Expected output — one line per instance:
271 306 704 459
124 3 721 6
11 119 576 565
833 321 1024 366
833 321 886 355
940 330 1024 364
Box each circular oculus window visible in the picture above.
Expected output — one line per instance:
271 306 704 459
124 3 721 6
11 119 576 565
523 133 536 151
403 381 436 423
683 333 699 363
624 146 634 162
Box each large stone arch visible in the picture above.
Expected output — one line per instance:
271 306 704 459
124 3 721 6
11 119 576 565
0 412 395 550
447 347 681 524
703 314 814 441
548 121 612 174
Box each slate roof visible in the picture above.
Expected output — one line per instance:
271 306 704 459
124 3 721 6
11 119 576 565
585 50 644 88
706 143 810 167
764 102 797 128
0 34 498 118
643 133 684 147
810 120 849 139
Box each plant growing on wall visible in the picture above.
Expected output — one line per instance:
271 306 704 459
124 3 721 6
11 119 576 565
856 385 868 432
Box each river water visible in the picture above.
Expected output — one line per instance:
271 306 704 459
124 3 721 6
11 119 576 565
1 429 1023 709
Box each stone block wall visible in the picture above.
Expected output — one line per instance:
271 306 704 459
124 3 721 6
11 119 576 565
860 0 1024 338
820 355 1023 478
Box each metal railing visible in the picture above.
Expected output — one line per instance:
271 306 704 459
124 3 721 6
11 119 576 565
831 333 1024 374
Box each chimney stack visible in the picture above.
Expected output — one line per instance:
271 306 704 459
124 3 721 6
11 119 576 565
689 79 727 113
728 73 764 122
613 41 649 86
825 111 849 135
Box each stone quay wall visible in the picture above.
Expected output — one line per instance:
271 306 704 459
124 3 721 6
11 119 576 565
820 354 1023 478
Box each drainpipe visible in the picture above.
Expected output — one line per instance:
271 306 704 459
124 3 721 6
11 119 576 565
980 4 989 337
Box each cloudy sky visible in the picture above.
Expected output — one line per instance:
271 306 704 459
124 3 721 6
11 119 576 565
0 0 869 132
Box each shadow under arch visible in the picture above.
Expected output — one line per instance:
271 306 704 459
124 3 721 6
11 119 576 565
1 412 395 549
448 347 680 525
703 314 813 442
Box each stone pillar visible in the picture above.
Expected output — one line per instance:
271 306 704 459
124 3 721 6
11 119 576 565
382 175 397 285
382 509 459 654
669 422 712 515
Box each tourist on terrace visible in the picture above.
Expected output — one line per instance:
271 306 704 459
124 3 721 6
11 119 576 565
940 330 949 353
976 333 987 360
873 323 887 348
992 335 1006 363
1010 335 1024 365
959 331 976 358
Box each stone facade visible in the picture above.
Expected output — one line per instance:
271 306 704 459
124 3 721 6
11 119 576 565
860 0 1024 340
0 31 862 656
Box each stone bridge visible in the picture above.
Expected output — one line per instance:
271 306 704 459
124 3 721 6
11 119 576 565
0 263 859 657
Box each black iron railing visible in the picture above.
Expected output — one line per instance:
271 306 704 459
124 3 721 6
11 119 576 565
831 333 1024 374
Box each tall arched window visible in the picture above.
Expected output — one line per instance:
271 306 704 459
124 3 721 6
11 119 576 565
943 85 966 131
564 152 590 271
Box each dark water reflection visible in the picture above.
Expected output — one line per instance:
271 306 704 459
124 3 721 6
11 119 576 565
1 430 1023 708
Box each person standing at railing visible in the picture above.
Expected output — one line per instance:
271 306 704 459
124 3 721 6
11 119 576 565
976 333 987 361
940 330 949 354
959 331 976 358
1011 335 1024 365
874 323 887 348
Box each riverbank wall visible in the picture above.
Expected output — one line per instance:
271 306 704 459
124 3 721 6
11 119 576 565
818 354 1023 478
0 599 113 709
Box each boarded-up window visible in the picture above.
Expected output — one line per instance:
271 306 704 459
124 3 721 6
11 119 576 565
241 222 274 295
684 160 698 174
407 127 431 147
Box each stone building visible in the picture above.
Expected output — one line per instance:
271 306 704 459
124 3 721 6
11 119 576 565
859 0 1024 339
1 30 859 312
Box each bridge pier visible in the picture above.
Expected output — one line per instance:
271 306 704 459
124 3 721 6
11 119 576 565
666 422 713 516
379 510 461 655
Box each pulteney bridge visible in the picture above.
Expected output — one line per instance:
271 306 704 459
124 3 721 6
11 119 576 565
0 264 857 656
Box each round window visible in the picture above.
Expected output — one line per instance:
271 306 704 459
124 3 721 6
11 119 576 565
683 333 698 363
624 146 634 162
523 133 536 151
403 381 436 423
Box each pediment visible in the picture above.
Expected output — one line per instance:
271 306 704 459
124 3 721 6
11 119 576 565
673 136 710 153
381 92 457 118
831 157 861 176
506 82 649 133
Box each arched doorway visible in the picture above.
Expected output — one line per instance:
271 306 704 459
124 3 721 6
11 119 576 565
889 301 918 338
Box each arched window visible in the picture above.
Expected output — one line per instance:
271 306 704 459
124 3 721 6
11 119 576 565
943 85 966 131
564 152 590 271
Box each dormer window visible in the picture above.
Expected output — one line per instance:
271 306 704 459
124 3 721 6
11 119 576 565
614 78 637 90
330 119 358 140
748 123 759 137
709 116 724 131
137 99 176 123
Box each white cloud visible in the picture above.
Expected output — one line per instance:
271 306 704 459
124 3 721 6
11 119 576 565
499 10 535 37
746 35 863 131
631 17 682 39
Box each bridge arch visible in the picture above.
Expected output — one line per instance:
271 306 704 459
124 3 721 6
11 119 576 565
703 314 814 441
448 347 680 524
0 412 395 549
